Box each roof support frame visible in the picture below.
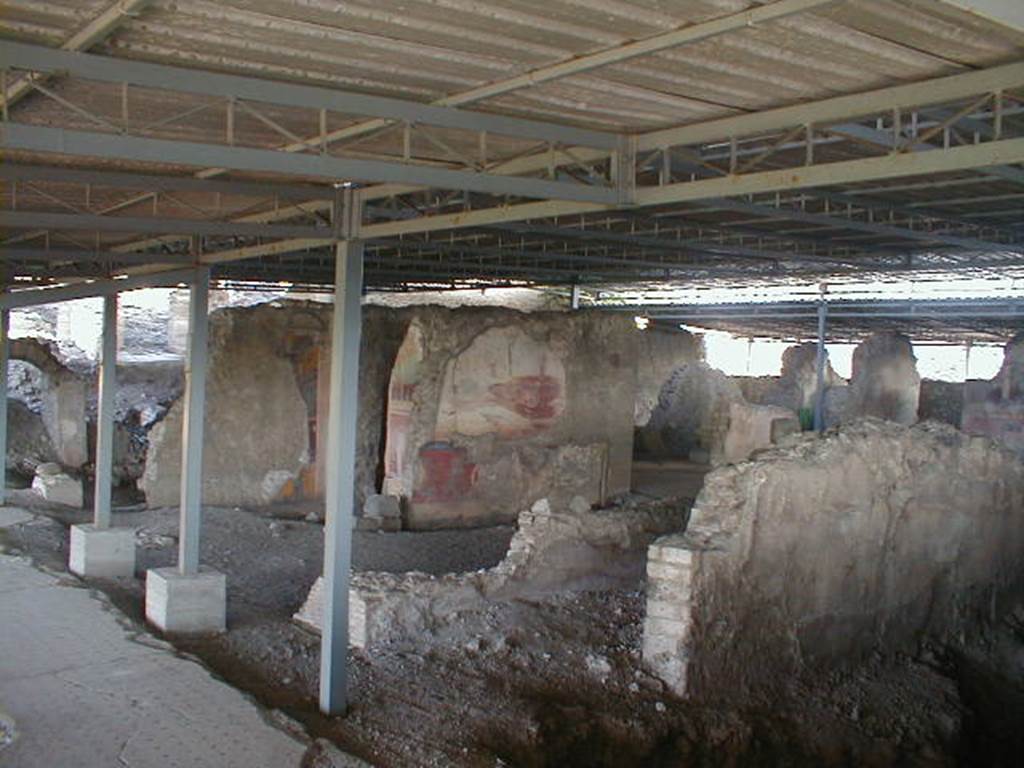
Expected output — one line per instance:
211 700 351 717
0 42 618 150
0 123 618 205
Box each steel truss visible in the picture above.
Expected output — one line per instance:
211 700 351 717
1 43 1023 292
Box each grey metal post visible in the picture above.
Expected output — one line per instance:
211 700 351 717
570 283 581 310
93 294 118 529
178 268 210 576
0 310 9 506
812 299 828 433
320 192 364 715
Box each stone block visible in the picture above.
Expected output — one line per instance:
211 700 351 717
359 494 403 532
69 524 136 578
642 630 685 658
145 567 226 634
647 539 693 566
31 463 83 507
645 598 692 622
643 614 690 640
646 559 691 582
364 493 402 519
721 401 799 465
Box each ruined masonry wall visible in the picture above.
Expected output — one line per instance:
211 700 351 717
382 308 638 529
295 495 689 647
141 303 314 507
634 328 703 428
643 419 1024 699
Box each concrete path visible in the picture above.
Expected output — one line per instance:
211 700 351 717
0 508 308 768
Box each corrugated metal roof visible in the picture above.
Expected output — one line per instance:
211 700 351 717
0 0 1022 320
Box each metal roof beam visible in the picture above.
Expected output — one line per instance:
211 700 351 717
636 138 1024 207
1 247 192 267
0 267 198 310
702 198 1020 253
0 165 332 202
0 42 618 150
0 123 618 205
0 210 330 239
359 137 1024 240
639 60 1024 150
0 0 153 111
483 221 836 265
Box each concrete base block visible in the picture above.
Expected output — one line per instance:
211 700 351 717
145 567 227 634
69 524 136 578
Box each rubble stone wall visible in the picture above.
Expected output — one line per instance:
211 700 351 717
638 362 744 461
634 328 703 428
643 419 1024 699
295 495 689 647
918 379 963 427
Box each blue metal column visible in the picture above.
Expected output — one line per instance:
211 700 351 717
93 295 118 529
813 299 829 433
178 268 210 575
320 190 364 715
0 310 8 506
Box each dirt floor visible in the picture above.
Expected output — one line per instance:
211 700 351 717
2 480 1024 767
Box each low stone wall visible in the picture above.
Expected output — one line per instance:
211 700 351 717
295 495 689 647
643 419 1024 699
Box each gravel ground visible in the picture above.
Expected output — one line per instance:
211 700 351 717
3 494 1023 767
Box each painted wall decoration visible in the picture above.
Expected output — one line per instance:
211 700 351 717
383 323 424 490
435 326 567 440
411 441 479 504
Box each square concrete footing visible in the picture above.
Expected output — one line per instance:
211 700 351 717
145 567 227 634
69 524 136 578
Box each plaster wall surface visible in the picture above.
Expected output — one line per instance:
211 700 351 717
382 308 638 529
141 302 313 507
643 419 1024 699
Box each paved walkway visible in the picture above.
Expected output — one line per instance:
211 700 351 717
0 507 308 768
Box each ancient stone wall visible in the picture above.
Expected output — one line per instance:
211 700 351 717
962 334 1024 457
5 400 57 476
637 362 744 462
719 401 800 465
763 342 844 415
381 308 638 528
141 302 316 507
843 332 921 425
141 304 638 518
7 338 88 470
295 494 688 647
634 328 703 428
643 420 1024 699
918 379 963 427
